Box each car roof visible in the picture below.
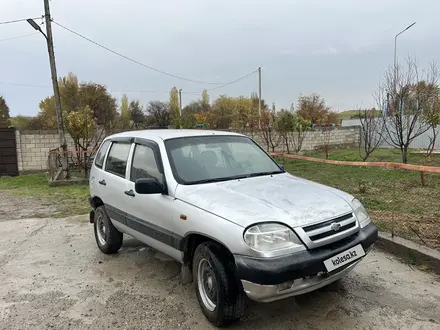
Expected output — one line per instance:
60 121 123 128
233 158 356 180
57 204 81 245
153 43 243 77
106 129 245 141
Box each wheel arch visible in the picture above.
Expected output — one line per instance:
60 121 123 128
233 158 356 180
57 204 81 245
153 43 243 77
89 196 105 224
181 232 234 266
90 196 104 209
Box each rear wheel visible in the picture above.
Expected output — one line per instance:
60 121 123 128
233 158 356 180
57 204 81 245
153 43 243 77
93 206 123 254
193 242 245 327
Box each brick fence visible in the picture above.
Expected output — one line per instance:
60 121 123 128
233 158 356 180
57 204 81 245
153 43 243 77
250 126 360 153
14 126 360 172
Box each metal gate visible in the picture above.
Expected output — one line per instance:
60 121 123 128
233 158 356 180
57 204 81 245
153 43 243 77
0 128 19 176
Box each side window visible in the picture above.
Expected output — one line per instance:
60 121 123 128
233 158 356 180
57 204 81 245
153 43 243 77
94 140 111 169
130 144 163 183
105 142 132 177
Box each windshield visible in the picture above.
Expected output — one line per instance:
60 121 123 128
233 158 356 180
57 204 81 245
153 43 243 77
164 135 284 184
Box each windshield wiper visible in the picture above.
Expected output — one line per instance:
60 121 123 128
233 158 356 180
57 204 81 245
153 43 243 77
188 176 244 185
246 170 284 178
186 171 283 185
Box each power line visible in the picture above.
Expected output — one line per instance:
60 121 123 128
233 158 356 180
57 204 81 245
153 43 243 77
52 20 254 86
0 81 197 95
186 69 258 94
0 16 42 25
0 32 39 42
0 82 50 88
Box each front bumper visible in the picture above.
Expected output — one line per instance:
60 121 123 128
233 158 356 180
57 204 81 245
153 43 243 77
234 222 378 303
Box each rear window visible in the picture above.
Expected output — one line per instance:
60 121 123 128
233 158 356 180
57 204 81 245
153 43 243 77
94 140 111 169
105 142 131 177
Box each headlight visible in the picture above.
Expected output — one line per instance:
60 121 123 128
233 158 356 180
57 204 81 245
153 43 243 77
244 223 303 254
351 198 371 228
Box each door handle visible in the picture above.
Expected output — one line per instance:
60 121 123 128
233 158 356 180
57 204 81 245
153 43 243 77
124 189 135 197
98 179 106 186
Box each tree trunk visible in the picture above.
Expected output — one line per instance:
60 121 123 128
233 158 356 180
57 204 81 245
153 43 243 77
401 146 408 164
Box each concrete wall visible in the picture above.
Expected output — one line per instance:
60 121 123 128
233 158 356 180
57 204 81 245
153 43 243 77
342 118 440 150
14 127 360 172
251 126 360 153
15 130 76 172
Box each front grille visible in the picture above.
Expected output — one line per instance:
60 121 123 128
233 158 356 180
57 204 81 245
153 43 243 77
302 213 357 242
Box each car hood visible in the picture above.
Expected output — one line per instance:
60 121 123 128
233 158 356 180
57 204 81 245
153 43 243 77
175 173 355 228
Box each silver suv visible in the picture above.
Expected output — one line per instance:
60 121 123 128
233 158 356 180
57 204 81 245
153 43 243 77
88 129 378 327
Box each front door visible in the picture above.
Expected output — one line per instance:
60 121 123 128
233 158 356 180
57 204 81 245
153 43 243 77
124 142 180 260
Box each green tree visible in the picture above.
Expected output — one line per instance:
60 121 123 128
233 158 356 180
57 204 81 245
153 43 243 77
66 105 98 171
231 96 253 132
418 81 440 157
120 94 130 129
211 95 235 129
290 114 311 153
297 93 336 124
129 100 145 128
0 96 11 127
9 115 34 130
201 89 210 106
276 109 295 153
169 87 180 127
38 96 58 129
37 73 118 129
79 82 118 127
67 105 95 149
181 101 202 129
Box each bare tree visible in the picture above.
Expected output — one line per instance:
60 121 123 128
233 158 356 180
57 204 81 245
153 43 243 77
259 105 281 152
358 108 384 161
318 126 334 159
375 57 436 163
146 101 170 128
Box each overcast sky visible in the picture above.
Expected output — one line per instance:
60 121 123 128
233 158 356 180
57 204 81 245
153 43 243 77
1 0 439 116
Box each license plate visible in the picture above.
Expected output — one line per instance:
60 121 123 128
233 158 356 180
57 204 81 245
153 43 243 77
323 244 365 272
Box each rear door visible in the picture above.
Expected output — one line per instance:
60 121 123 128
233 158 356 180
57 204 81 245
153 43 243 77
90 139 111 200
101 138 134 226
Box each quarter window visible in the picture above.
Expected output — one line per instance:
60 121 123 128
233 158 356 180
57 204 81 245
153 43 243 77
130 144 163 183
105 142 131 177
94 140 111 169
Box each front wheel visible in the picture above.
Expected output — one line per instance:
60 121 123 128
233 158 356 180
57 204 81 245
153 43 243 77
193 242 245 327
93 206 123 254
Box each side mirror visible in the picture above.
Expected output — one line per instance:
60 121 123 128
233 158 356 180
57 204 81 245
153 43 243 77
135 178 164 194
278 163 284 169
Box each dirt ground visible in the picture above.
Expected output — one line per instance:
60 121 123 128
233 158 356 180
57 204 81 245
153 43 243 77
0 190 57 221
0 215 439 330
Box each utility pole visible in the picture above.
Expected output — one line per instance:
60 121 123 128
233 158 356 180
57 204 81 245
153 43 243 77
393 22 416 116
43 0 69 178
178 88 182 129
258 67 262 129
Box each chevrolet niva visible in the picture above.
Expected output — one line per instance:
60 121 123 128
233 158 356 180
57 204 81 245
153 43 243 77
88 129 378 327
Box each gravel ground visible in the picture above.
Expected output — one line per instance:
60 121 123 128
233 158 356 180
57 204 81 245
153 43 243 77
0 191 57 221
0 216 440 330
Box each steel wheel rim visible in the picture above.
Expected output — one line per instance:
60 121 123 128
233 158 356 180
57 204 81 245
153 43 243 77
96 215 107 246
197 258 218 312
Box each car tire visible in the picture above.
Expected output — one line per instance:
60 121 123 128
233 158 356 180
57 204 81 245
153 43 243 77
193 242 245 327
93 205 123 254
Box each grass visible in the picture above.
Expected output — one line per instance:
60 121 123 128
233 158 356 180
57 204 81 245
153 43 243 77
276 147 440 250
0 173 90 218
301 147 440 166
337 109 381 121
